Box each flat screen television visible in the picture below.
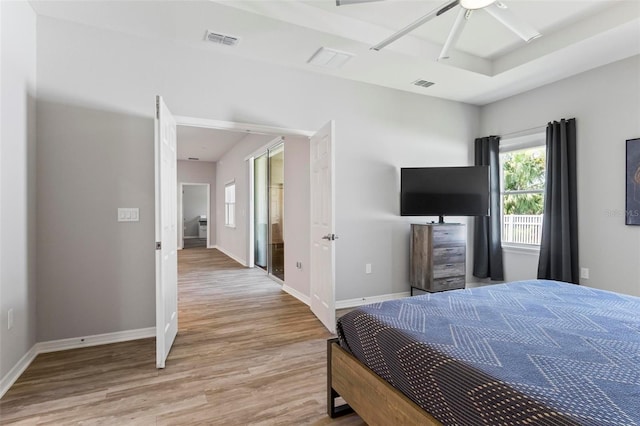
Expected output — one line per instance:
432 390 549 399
400 166 490 223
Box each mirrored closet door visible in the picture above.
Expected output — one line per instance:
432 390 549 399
253 142 285 281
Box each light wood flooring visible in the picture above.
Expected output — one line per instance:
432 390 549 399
0 248 365 425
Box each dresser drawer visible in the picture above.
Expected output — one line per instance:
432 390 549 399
410 223 467 294
433 262 465 278
433 247 465 264
431 276 465 292
432 226 465 247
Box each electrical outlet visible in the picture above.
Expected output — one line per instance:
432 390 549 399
8 308 14 330
580 267 590 279
365 263 372 274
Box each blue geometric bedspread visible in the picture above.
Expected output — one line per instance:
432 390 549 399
337 280 640 425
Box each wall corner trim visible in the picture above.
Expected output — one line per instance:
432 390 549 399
335 291 411 309
282 285 311 306
0 327 155 400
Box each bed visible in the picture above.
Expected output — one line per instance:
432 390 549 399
327 280 640 425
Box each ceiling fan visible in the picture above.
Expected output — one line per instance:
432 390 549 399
336 0 541 60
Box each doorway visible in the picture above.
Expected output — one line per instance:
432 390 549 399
155 100 338 368
253 142 285 281
179 183 209 249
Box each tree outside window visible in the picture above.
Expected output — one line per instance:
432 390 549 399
500 146 545 245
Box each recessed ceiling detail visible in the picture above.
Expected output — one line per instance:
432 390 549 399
28 0 640 105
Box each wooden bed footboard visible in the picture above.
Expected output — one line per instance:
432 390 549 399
327 338 441 425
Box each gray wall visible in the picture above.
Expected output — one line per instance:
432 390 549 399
34 15 478 340
177 160 216 244
36 104 156 341
0 1 37 383
481 55 640 296
283 136 311 298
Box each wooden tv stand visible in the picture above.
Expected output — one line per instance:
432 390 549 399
409 223 466 293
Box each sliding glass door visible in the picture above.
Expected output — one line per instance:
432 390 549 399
269 145 284 280
253 143 285 280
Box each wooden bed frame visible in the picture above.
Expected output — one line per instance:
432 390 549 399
327 338 441 425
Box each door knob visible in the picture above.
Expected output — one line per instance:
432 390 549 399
322 234 338 241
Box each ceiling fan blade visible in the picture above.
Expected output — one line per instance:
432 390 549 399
371 0 459 51
484 2 541 42
336 0 385 5
438 8 469 60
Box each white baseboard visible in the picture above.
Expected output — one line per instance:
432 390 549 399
282 285 311 306
36 327 155 354
335 291 411 309
0 345 38 400
213 245 247 266
0 327 155 400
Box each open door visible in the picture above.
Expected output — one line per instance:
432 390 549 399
154 96 178 368
310 121 336 333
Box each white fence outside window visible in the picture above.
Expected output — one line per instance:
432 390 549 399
503 214 543 245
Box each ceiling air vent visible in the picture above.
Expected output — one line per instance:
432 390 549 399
307 47 354 69
205 30 240 47
413 79 435 88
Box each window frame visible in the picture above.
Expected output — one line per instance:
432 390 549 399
499 133 546 250
224 180 236 228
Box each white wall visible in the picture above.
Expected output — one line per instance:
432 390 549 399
481 55 640 296
0 1 37 384
35 15 478 340
502 248 540 283
177 160 216 244
216 133 274 264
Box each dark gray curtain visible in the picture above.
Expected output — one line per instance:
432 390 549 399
537 118 579 283
473 136 504 280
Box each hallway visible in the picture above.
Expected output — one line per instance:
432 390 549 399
0 248 364 425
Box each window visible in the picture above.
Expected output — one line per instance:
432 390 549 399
500 143 546 246
225 181 236 228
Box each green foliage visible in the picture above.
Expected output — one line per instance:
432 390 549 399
502 149 545 215
503 193 544 215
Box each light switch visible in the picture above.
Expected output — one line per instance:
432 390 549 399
118 208 140 222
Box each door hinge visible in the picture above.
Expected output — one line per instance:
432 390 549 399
156 241 162 250
156 99 160 119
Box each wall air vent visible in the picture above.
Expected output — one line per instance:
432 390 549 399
188 157 200 161
205 30 240 47
413 79 435 88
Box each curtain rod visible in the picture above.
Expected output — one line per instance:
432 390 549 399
500 124 547 139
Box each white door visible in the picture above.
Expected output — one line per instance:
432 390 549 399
310 121 336 333
154 96 178 368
